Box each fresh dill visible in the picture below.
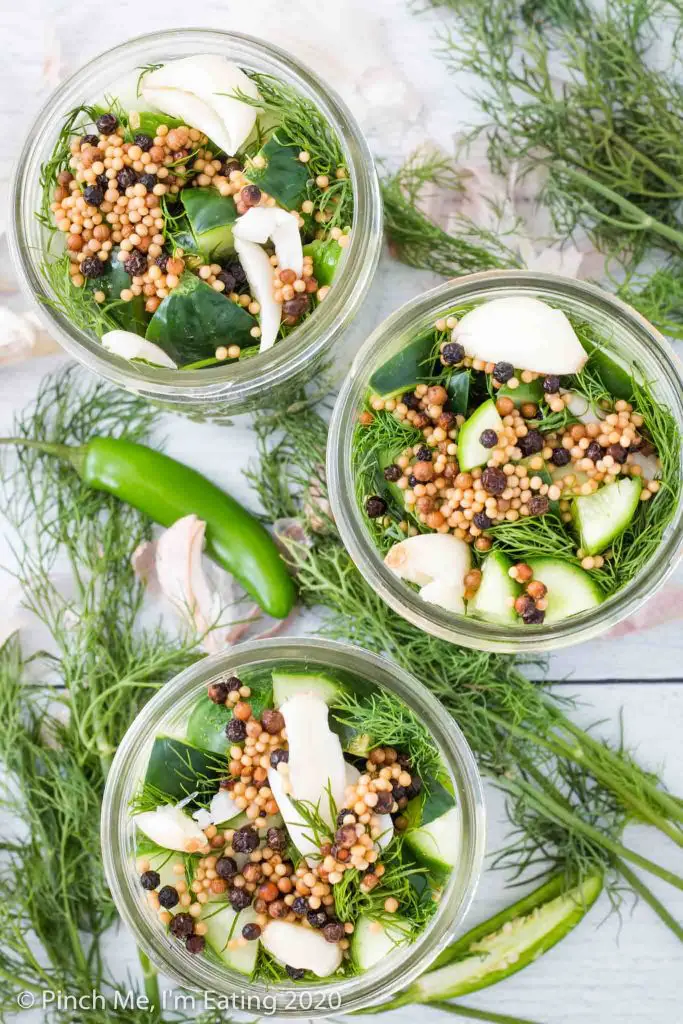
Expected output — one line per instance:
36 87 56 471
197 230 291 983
331 689 443 784
136 63 163 97
41 252 121 338
37 104 98 230
238 72 353 228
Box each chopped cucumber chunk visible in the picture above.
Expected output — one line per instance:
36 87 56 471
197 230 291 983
572 477 642 555
272 670 344 706
457 400 504 472
405 805 460 875
353 915 412 970
368 335 436 399
528 557 603 623
201 904 261 975
497 378 543 407
144 736 225 804
468 551 520 624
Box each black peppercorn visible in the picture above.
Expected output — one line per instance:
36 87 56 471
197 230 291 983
226 675 242 691
415 446 432 461
140 870 160 890
242 922 262 941
517 430 544 457
473 511 493 530
83 185 104 207
528 494 549 516
170 913 195 939
96 172 109 189
323 921 345 943
116 167 138 191
216 856 238 880
402 391 421 410
226 717 246 742
585 441 604 462
374 791 394 814
139 173 157 192
479 429 498 449
286 965 306 980
221 158 242 176
158 886 179 909
266 827 288 852
336 807 354 826
282 295 309 322
270 748 289 769
406 775 423 799
125 249 148 278
216 270 236 292
523 606 546 625
241 184 262 207
542 374 561 393
186 935 206 954
481 466 507 495
82 133 100 147
307 909 328 929
291 896 309 916
228 886 253 911
96 113 118 135
232 826 259 853
365 495 387 518
81 257 105 279
551 447 571 467
607 444 627 464
208 681 228 704
383 464 402 482
441 341 465 366
408 474 419 487
155 254 169 273
492 361 515 383
225 260 247 288
134 133 154 152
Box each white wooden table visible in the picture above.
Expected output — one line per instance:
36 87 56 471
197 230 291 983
2 2 682 1021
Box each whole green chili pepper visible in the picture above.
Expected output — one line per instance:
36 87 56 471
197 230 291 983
1 435 296 619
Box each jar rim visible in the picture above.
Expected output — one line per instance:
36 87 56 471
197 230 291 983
101 636 486 1015
327 270 683 654
8 29 382 403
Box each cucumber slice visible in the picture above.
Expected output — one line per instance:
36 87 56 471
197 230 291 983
572 477 642 555
272 670 344 707
181 187 237 262
352 915 412 970
131 111 184 136
303 239 343 286
527 557 604 623
446 370 471 416
468 551 520 624
146 271 257 364
408 873 602 1003
369 334 437 399
88 247 148 336
244 135 310 210
582 341 634 400
143 846 184 890
457 400 504 472
144 736 226 804
186 700 231 755
201 904 260 975
405 805 460 875
497 379 543 407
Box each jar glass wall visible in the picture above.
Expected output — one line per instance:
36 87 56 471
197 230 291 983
9 30 382 421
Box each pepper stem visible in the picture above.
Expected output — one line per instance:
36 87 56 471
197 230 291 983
0 437 87 476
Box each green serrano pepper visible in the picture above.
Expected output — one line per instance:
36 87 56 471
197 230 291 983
1 436 296 619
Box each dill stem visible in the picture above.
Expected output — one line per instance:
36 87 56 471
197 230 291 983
498 776 683 892
486 711 683 847
560 166 683 250
137 948 161 1011
613 858 683 944
431 1002 544 1024
558 715 683 825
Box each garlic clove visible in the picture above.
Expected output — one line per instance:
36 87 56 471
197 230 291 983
261 919 342 977
102 329 177 369
419 576 466 614
134 805 207 852
280 693 347 827
384 533 471 589
453 296 587 375
233 207 304 276
233 236 281 352
142 56 259 155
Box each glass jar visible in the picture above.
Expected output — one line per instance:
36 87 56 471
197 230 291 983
9 30 382 422
101 637 485 1015
328 271 683 653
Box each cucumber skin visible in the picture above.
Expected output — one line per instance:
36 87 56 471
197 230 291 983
144 736 226 803
411 873 602 1002
572 477 642 555
369 334 437 398
458 400 504 472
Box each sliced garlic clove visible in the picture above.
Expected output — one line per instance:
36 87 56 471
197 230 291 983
384 533 471 589
102 329 177 369
233 207 304 276
419 576 466 614
280 692 347 827
233 236 282 351
142 56 259 155
261 919 342 977
453 296 587 375
134 805 207 852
